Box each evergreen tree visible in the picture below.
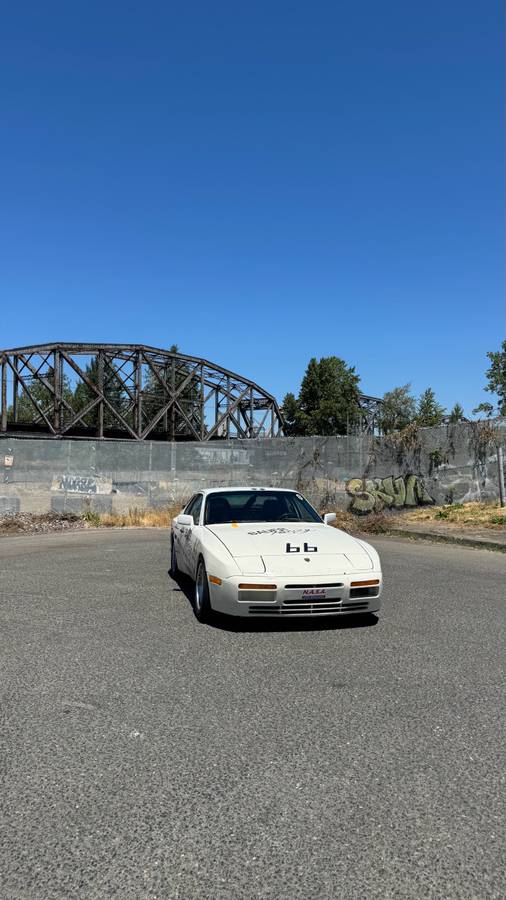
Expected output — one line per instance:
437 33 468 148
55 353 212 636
73 356 127 429
143 361 172 433
142 345 203 436
472 402 495 419
484 339 506 415
13 367 73 425
416 388 445 427
281 392 304 435
379 384 416 433
449 402 465 423
282 357 361 436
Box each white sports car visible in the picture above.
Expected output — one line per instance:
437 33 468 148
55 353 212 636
170 487 382 621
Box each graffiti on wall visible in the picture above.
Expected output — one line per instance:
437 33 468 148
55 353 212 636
58 475 97 493
51 474 112 495
346 474 435 515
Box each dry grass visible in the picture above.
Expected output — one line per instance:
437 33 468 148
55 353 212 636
398 501 506 530
85 504 391 534
9 502 501 538
90 505 181 529
65 498 506 534
5 501 501 538
328 509 391 535
330 501 506 534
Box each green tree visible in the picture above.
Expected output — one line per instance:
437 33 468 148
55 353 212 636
472 402 495 419
484 339 506 415
281 392 304 435
282 356 361 436
13 367 73 425
142 345 203 437
416 388 445 427
73 356 127 429
449 402 465 423
143 359 172 433
379 384 416 433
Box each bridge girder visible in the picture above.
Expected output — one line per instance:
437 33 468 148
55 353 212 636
0 343 285 441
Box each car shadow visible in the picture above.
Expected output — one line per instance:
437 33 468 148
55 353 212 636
167 570 379 633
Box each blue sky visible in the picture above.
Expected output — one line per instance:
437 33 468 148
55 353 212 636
1 1 504 415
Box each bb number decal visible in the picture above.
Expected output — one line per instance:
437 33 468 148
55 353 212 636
286 542 318 553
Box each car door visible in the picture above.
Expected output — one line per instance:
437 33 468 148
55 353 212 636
185 493 203 578
177 493 203 576
173 494 196 575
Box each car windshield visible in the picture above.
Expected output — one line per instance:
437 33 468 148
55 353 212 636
204 490 322 525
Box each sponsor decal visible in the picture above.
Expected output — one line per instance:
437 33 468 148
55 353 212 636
247 527 313 536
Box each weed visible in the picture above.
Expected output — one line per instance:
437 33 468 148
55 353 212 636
386 422 422 466
327 509 390 535
81 510 101 527
489 514 506 525
469 419 498 466
357 512 391 534
428 447 448 471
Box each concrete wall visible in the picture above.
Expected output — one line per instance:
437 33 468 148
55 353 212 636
1 419 505 516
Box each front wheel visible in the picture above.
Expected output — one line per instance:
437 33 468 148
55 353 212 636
194 558 213 623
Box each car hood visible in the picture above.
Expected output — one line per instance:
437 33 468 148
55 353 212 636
206 522 374 575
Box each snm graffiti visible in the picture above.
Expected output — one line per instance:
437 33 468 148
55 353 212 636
346 474 435 515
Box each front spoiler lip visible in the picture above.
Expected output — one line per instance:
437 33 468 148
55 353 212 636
208 571 382 616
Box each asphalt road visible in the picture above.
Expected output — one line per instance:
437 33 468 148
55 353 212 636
0 529 504 900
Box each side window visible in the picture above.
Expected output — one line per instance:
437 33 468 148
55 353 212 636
184 495 197 515
186 494 203 524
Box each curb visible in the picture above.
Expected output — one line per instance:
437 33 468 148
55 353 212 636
385 528 506 553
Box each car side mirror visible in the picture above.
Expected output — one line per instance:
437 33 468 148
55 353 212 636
175 514 194 526
324 513 336 525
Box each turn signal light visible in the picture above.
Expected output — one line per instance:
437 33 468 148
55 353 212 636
350 579 380 587
238 583 277 590
208 575 222 585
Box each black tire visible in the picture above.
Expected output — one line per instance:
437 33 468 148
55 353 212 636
194 558 213 623
170 538 179 577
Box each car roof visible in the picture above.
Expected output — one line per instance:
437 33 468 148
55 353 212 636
197 487 300 497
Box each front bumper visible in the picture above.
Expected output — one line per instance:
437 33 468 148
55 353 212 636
208 572 382 617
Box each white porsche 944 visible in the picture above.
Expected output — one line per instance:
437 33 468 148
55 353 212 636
170 487 382 621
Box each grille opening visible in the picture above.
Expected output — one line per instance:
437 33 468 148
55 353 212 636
237 590 277 603
248 601 369 616
349 586 380 599
283 596 341 606
284 583 344 589
283 601 343 609
249 606 281 614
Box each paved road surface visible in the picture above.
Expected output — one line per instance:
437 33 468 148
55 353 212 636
0 529 504 899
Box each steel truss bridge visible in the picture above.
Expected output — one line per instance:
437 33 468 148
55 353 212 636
355 394 384 435
0 343 383 441
0 343 285 441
